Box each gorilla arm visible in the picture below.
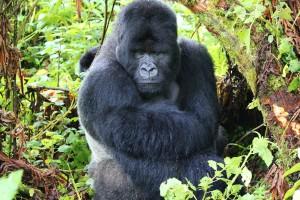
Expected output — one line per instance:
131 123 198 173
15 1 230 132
78 58 217 161
177 38 220 151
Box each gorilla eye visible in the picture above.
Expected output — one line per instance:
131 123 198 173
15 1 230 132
134 51 144 58
152 51 165 57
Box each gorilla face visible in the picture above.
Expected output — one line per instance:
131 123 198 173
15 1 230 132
115 2 180 97
128 40 178 96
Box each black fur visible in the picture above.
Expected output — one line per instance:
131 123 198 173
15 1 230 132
79 46 99 72
78 0 225 199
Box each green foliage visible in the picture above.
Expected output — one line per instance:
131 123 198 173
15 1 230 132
0 0 107 198
197 26 228 77
252 137 273 167
160 136 273 200
0 170 23 200
265 2 300 92
1 0 298 199
283 149 300 199
171 3 228 78
160 178 196 200
272 2 293 21
268 75 286 91
19 0 104 88
284 163 300 178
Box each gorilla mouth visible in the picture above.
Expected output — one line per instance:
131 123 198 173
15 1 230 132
137 83 162 94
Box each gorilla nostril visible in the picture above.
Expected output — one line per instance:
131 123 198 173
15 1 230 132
140 64 158 78
141 65 152 72
149 68 158 77
148 67 156 72
141 68 148 72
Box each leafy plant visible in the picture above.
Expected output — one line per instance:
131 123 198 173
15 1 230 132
0 170 23 200
283 148 300 200
160 136 273 200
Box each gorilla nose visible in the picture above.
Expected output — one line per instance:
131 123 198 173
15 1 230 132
139 64 158 78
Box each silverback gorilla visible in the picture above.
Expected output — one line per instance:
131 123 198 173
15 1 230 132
78 0 225 199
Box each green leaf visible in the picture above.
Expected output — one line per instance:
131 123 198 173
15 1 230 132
211 190 223 199
0 170 23 200
160 178 194 200
288 77 300 92
252 4 266 19
240 0 261 11
208 160 218 171
41 138 55 148
284 163 300 177
199 176 213 191
231 184 243 195
278 38 293 56
160 178 182 197
241 193 256 200
289 59 300 72
58 145 71 153
274 3 293 21
233 6 246 21
283 180 300 200
252 137 273 167
224 156 242 177
247 98 260 110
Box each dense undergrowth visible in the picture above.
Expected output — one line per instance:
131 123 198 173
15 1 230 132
0 0 299 199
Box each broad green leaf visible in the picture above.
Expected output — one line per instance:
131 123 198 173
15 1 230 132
241 193 256 200
211 190 223 199
289 59 300 72
252 137 273 167
199 176 213 191
58 145 71 153
288 77 300 92
273 3 293 21
224 156 243 177
208 160 218 171
278 38 293 56
240 0 261 11
0 170 23 200
234 6 247 20
252 4 266 19
41 138 55 148
160 178 194 200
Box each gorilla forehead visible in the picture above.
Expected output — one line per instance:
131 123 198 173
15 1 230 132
117 0 178 41
119 0 177 22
